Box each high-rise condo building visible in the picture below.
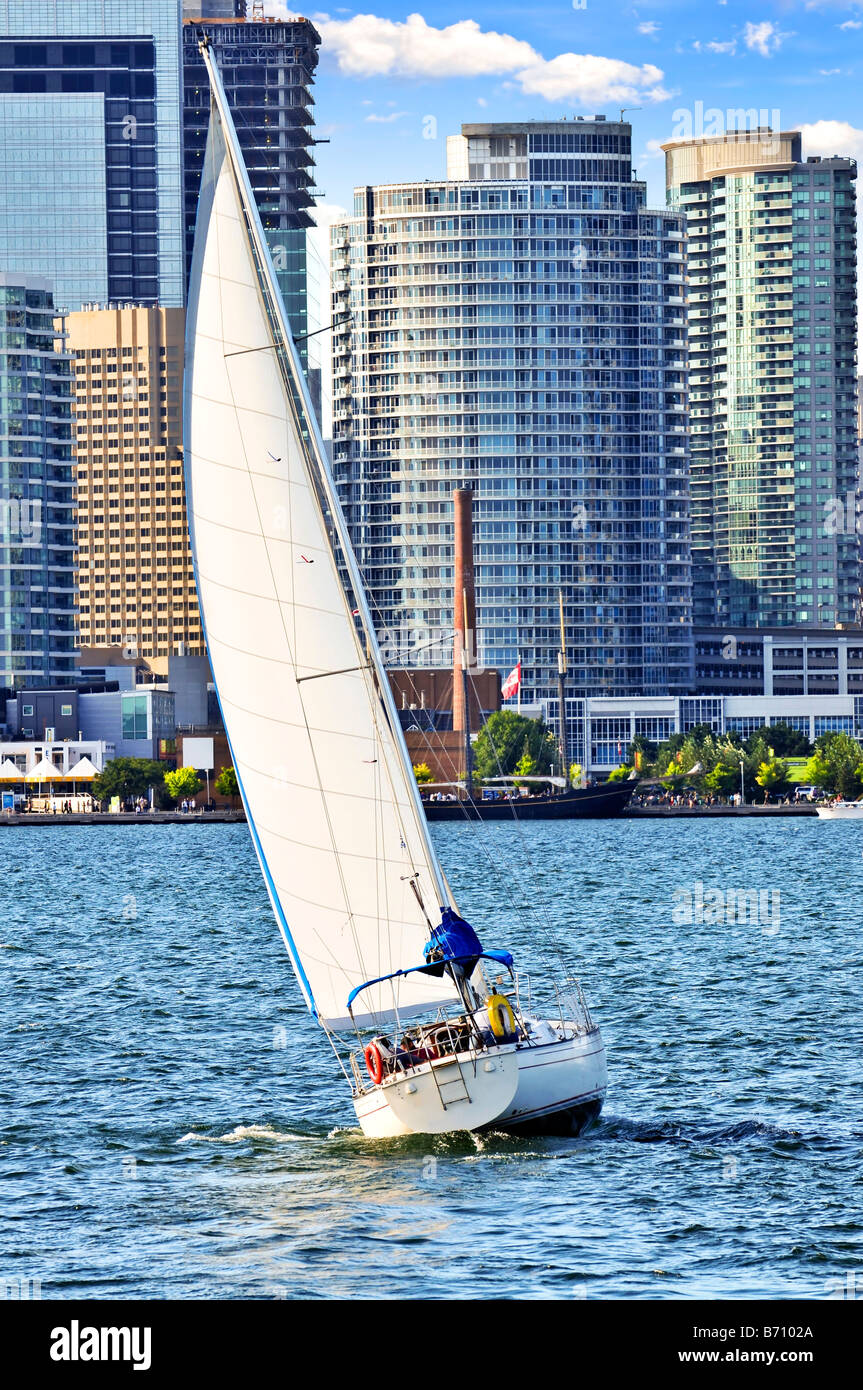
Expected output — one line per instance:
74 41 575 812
0 274 76 687
182 7 320 359
332 120 694 742
663 130 859 628
0 0 185 310
68 304 203 665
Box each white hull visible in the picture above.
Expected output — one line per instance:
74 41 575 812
816 802 863 819
354 1022 606 1139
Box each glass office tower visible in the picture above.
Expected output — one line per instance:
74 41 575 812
0 275 76 687
0 0 185 310
664 131 859 627
332 120 694 742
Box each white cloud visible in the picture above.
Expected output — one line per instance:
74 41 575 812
743 21 785 57
839 18 863 28
693 39 737 54
819 68 841 76
307 11 671 105
516 53 670 104
638 21 660 35
800 119 863 162
639 137 665 161
364 110 410 122
312 13 537 78
310 200 350 229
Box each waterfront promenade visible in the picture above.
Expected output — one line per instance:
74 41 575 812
0 803 826 825
626 802 818 818
0 810 247 827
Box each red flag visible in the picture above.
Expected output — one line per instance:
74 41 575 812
501 662 521 700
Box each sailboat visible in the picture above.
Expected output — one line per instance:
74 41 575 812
183 42 608 1139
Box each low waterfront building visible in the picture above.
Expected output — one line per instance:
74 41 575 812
694 626 863 697
0 737 113 775
519 692 863 775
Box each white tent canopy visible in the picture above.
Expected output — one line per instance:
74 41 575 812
25 758 62 782
66 757 99 780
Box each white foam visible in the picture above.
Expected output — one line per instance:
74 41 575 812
177 1123 307 1145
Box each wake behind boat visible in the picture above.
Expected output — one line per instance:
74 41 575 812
183 42 607 1139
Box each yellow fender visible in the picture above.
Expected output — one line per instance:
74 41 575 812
486 992 516 1040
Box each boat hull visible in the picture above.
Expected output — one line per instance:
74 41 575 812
487 1027 607 1136
816 802 863 819
353 1025 606 1139
422 783 634 821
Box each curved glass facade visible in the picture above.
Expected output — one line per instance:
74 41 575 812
332 121 694 740
665 133 859 628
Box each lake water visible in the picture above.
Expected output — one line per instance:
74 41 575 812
2 817 861 1300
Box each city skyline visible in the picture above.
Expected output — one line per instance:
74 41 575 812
297 4 863 315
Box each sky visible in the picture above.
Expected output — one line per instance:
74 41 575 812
263 0 863 233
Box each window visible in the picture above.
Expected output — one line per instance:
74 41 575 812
60 704 72 717
121 694 148 741
22 703 34 717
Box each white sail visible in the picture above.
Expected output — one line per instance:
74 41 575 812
183 53 461 1031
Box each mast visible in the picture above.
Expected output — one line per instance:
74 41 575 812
198 40 451 911
452 488 476 800
558 588 568 783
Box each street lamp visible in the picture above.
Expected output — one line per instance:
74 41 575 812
739 756 745 807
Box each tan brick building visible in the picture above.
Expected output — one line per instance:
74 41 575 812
67 304 204 667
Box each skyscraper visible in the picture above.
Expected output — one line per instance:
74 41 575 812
182 8 320 353
332 120 693 740
0 0 185 310
67 304 203 664
663 130 859 628
0 274 76 687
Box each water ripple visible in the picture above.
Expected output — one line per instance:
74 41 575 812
1 819 861 1299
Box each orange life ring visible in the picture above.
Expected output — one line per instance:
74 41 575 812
364 1042 384 1085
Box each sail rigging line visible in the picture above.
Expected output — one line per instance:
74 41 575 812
342 583 546 937
209 94 442 1010
217 386 368 995
296 664 372 683
208 136 375 1004
463 666 584 986
190 47 470 1030
209 80 453 922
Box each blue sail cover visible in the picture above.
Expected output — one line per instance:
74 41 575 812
421 907 513 977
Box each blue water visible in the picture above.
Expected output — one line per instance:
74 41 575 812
2 818 861 1299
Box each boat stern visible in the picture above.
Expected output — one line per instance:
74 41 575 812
353 1044 519 1138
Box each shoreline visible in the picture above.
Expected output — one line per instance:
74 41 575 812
0 810 247 826
0 804 831 825
625 803 818 817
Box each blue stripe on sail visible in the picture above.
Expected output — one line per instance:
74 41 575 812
182 125 318 1022
228 728 319 1021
